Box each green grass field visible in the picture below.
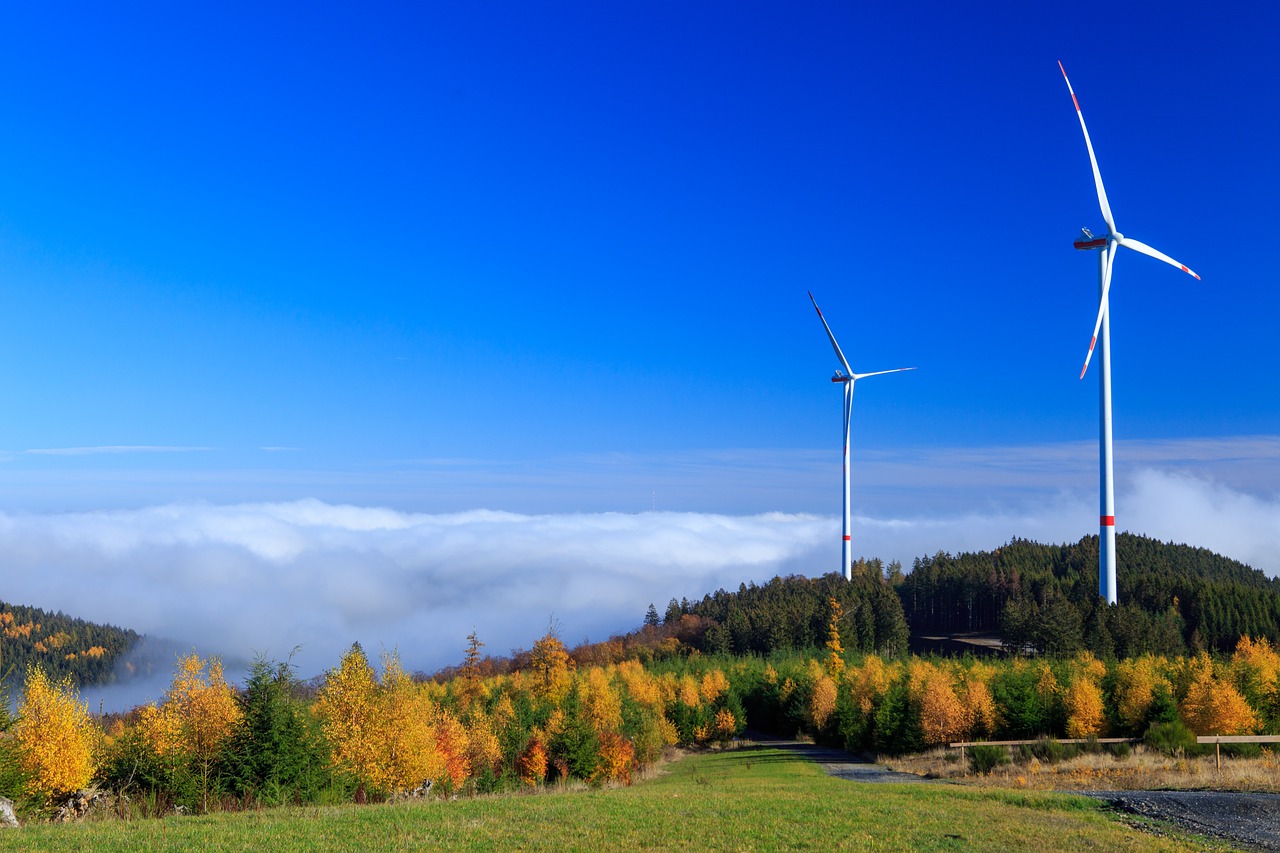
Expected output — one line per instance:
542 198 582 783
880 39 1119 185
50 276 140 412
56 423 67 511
0 746 1225 851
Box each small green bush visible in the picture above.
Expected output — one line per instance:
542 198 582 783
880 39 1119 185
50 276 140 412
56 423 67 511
1143 720 1206 757
969 744 1010 775
1108 742 1131 760
1019 738 1077 765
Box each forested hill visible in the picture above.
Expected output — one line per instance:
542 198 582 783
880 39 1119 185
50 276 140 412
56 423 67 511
898 533 1280 657
0 599 140 687
664 569 910 658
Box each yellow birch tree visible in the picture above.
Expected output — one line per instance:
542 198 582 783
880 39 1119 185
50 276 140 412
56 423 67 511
15 666 97 799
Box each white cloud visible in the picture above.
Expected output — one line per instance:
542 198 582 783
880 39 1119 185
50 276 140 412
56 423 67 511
24 446 216 456
0 501 831 702
0 439 1273 712
1123 469 1280 577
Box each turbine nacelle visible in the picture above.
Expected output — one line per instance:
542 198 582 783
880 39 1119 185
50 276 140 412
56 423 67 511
831 371 850 384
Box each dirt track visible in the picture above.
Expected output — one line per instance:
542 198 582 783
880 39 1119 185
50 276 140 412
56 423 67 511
752 736 1280 851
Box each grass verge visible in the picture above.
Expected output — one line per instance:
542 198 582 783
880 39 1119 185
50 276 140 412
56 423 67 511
0 745 1230 851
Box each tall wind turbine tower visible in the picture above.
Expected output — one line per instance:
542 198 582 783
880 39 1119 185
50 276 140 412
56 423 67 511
808 292 915 581
1059 62 1200 605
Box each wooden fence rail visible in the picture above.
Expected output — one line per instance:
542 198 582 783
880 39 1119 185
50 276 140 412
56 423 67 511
1196 735 1280 770
947 737 1141 771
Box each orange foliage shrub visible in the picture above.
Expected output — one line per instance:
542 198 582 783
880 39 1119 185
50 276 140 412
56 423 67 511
517 738 548 786
959 675 997 737
432 707 471 791
1181 653 1257 735
593 732 636 784
713 707 738 742
808 674 837 731
617 660 662 709
1064 677 1105 738
582 667 623 733
699 669 729 705
677 674 701 707
919 669 967 746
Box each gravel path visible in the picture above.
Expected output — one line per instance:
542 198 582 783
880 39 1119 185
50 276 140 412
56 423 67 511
1082 790 1280 851
750 736 1280 850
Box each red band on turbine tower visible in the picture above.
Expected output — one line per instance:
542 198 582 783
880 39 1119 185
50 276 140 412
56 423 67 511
1100 515 1115 527
843 535 851 541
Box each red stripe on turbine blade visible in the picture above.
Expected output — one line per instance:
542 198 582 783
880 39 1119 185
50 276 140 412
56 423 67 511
842 535 851 541
1100 516 1115 527
1072 93 1080 111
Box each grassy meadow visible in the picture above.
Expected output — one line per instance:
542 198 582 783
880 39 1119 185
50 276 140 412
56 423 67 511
0 744 1225 852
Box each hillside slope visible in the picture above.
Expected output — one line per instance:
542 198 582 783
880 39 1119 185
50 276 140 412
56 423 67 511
0 599 140 688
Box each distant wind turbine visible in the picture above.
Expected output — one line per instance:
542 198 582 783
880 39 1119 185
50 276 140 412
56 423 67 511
808 292 915 581
1059 61 1200 606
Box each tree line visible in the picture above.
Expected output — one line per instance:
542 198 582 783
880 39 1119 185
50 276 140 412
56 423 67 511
6 620 1279 824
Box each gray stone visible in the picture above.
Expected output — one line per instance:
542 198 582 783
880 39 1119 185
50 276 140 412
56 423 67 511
0 797 18 828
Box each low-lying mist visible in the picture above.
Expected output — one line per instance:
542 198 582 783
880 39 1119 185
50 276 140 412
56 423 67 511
0 466 1274 713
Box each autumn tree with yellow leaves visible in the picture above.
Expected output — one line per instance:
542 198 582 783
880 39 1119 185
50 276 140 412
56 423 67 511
14 666 97 800
139 653 243 808
314 645 454 798
529 630 574 700
1181 652 1257 736
825 597 845 678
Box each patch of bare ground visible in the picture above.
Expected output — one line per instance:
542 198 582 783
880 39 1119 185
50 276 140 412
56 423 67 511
883 744 1280 793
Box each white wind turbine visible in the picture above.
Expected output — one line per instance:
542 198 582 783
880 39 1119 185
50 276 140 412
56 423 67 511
808 291 915 581
1059 61 1200 605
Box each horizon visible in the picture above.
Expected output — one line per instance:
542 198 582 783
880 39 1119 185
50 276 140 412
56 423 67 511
0 4 1276 702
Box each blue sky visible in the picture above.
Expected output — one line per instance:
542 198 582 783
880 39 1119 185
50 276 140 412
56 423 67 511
0 3 1276 688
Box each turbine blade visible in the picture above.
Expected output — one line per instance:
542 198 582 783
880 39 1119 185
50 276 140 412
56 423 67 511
1059 61 1117 235
808 291 852 376
1118 236 1201 280
1080 242 1118 379
851 367 917 380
